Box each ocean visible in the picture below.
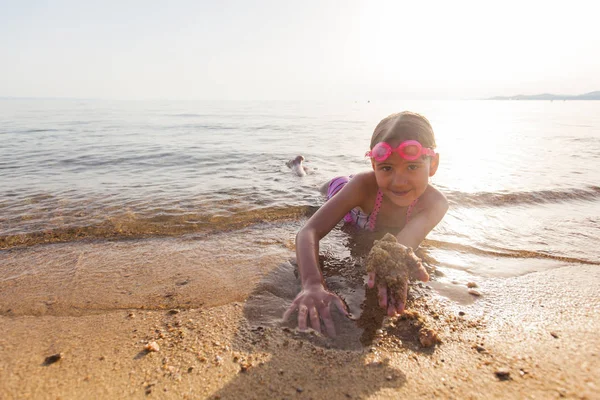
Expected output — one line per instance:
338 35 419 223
1 98 599 314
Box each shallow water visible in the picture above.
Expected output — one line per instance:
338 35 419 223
1 99 599 320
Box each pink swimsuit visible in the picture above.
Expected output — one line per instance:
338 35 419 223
326 176 418 231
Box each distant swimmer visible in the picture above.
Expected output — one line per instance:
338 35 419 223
286 155 308 177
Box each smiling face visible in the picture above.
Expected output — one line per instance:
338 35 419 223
369 112 439 207
371 149 439 207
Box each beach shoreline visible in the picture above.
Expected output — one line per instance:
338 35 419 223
0 232 598 399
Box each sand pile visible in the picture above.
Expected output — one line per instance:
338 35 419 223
365 233 425 300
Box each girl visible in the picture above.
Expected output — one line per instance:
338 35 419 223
283 111 448 337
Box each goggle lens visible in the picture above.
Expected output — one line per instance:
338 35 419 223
372 145 390 160
402 144 420 158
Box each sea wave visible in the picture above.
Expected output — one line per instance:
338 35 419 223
423 239 600 266
1 185 599 250
4 203 599 269
56 152 204 168
0 128 70 135
445 186 600 207
0 205 317 249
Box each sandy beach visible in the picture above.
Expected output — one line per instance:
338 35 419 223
1 225 598 400
3 1 600 397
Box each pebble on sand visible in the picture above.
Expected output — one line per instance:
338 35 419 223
495 368 511 380
239 362 251 372
43 353 63 365
144 342 160 352
419 328 441 348
474 345 487 353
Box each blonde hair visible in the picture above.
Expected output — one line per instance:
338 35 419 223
370 111 436 150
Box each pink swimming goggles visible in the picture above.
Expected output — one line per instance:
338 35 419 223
365 140 436 162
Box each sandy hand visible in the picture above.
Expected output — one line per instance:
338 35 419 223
282 284 349 337
366 233 429 316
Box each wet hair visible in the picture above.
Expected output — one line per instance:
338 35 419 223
370 111 436 150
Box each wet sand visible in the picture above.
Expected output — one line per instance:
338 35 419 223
1 227 599 399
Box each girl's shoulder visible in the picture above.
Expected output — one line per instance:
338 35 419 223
341 171 379 211
348 170 378 188
346 171 379 194
415 185 449 215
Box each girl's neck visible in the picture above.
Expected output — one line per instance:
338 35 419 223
377 192 418 227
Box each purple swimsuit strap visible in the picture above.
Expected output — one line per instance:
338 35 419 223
367 191 419 231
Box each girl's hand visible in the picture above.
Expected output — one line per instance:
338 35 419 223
282 284 349 337
367 265 429 316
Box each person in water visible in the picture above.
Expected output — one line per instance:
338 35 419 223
283 111 448 337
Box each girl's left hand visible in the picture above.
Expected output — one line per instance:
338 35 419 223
366 266 429 316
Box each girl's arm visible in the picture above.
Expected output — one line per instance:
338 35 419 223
368 185 448 315
296 173 374 287
284 173 374 336
396 185 448 249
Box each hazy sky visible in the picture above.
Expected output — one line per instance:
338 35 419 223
1 0 598 100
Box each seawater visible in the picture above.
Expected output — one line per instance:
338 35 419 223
1 98 599 280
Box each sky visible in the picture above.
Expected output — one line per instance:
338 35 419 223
1 0 599 101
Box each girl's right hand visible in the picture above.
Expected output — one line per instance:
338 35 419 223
367 263 429 316
282 284 349 337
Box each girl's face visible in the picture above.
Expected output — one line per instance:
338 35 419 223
371 150 439 207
